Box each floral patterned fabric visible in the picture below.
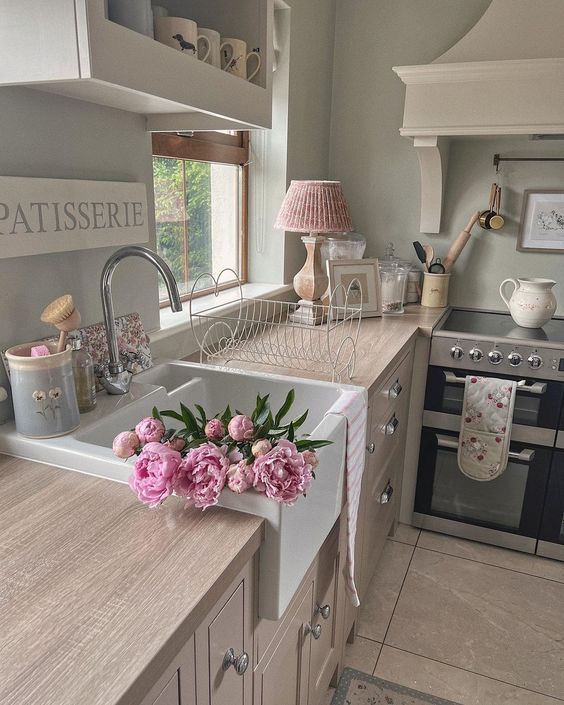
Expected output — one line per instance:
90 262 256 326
2 312 152 382
331 668 460 705
458 375 517 481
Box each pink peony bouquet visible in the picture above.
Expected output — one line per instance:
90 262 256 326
113 390 332 510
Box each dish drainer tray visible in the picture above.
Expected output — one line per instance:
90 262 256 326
190 271 362 382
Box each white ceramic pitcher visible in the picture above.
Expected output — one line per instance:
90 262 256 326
499 277 557 328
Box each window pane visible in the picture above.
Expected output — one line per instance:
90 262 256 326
153 156 241 300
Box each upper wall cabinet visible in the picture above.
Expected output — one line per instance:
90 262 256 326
0 0 273 131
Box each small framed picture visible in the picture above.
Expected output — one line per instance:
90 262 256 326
518 190 564 253
327 258 381 317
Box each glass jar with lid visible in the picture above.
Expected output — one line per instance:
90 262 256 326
379 261 410 315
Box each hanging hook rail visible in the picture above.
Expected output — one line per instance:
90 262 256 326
494 153 564 171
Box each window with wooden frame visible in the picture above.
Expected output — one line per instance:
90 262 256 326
152 131 249 305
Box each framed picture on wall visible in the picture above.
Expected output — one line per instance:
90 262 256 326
327 258 381 317
518 190 564 252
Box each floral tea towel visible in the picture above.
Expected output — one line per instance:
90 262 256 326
458 375 517 481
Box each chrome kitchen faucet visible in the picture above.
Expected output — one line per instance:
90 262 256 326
98 245 182 394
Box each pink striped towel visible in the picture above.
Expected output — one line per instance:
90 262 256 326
326 388 368 606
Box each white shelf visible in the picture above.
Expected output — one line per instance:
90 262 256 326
0 0 273 130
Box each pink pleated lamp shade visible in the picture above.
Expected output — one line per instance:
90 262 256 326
274 180 353 233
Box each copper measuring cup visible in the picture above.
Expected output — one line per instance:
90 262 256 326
479 183 505 230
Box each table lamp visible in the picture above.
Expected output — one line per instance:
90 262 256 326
275 180 353 325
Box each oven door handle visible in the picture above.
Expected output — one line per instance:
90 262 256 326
443 371 547 395
436 434 536 463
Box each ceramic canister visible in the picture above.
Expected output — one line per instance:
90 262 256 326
6 341 80 438
421 272 451 308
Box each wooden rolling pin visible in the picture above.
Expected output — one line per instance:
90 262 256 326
442 211 481 272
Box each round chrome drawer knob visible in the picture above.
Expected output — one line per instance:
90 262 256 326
528 354 543 370
450 345 464 360
469 348 483 362
488 350 503 365
508 351 523 367
304 623 322 639
222 648 250 675
315 603 331 620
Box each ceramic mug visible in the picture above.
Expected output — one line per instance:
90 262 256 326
220 38 261 81
155 17 211 61
108 0 154 37
198 27 221 67
151 4 169 19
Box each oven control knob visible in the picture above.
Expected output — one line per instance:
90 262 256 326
469 348 483 362
450 345 464 360
508 351 523 367
488 349 503 365
528 353 543 370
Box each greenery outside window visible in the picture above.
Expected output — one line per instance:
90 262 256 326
152 131 249 304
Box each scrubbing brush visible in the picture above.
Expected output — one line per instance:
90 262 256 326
40 295 82 353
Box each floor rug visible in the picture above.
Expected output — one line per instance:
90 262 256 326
331 668 461 705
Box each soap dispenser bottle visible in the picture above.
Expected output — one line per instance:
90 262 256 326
71 338 97 413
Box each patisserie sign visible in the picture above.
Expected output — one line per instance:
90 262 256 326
0 176 149 259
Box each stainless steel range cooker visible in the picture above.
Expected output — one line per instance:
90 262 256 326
414 307 564 560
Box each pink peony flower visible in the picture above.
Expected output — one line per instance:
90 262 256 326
227 460 255 494
175 442 230 509
302 450 319 469
252 439 272 457
128 442 182 507
252 439 313 506
135 416 165 444
112 431 140 459
205 418 226 440
228 415 254 442
166 437 186 452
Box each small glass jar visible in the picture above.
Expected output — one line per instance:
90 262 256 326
71 338 97 413
379 262 410 315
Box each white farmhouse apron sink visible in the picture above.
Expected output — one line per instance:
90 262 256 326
0 361 362 620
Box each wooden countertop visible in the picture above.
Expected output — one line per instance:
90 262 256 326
0 304 445 705
0 454 264 705
187 304 446 392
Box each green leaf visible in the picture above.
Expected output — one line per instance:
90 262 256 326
274 389 295 426
295 439 333 451
152 406 162 422
160 409 184 423
292 409 308 430
221 405 232 426
180 403 200 435
195 404 207 429
287 422 295 442
256 417 273 438
162 428 176 441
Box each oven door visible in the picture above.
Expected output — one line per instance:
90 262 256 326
424 366 563 444
414 428 551 552
538 450 564 561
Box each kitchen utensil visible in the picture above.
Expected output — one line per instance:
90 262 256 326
40 295 81 353
500 277 557 328
479 183 505 230
423 244 434 270
413 241 427 269
442 211 480 272
428 257 446 274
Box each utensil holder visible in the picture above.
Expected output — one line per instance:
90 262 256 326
421 272 451 308
6 341 80 438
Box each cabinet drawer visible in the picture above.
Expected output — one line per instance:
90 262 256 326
360 445 401 596
366 388 410 473
309 526 340 701
370 348 414 425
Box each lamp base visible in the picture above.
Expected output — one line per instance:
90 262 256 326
288 299 326 326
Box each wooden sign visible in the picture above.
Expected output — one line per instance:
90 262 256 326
0 176 149 259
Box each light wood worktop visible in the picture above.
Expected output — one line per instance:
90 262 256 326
0 454 264 705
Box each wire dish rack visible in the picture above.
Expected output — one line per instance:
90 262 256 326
190 270 362 382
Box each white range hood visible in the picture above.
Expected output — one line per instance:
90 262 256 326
393 0 564 232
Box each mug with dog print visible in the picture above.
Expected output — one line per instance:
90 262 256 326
220 38 261 81
155 16 210 61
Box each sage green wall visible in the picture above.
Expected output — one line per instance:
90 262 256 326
329 0 564 311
